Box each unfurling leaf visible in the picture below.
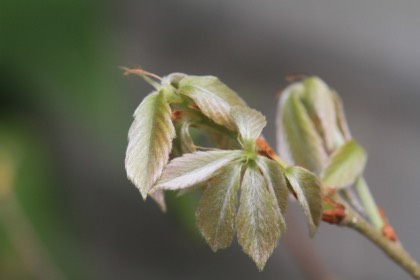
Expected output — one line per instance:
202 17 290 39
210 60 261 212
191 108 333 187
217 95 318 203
125 91 175 199
301 77 338 152
321 140 367 189
156 150 242 191
172 120 196 156
236 166 284 271
284 166 322 236
178 76 246 130
230 106 266 145
277 84 328 174
196 163 242 251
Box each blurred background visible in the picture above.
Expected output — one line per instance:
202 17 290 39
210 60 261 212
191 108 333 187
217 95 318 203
1 0 420 279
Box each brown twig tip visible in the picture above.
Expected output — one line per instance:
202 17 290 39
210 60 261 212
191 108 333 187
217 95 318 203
119 66 162 81
322 196 346 225
285 73 308 83
256 137 276 160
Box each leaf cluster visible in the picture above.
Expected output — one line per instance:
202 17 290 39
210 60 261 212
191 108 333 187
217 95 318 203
277 77 367 190
124 69 322 270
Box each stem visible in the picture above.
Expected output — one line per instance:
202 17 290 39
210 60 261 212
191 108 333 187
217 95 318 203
343 207 420 279
355 176 384 230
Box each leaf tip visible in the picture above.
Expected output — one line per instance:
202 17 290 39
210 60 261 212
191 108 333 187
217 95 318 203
255 258 268 271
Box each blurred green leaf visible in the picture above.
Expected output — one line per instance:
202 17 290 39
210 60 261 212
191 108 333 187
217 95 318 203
321 140 367 189
0 122 89 279
302 77 338 152
277 84 328 174
125 91 175 199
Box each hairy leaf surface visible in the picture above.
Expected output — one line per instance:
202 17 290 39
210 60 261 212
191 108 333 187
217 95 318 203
178 76 246 130
236 166 283 271
125 91 175 199
277 84 328 174
321 140 367 189
156 150 242 191
196 163 242 251
256 156 288 222
230 106 266 144
284 166 322 236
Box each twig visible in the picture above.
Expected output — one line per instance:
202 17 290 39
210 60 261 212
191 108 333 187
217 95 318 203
342 206 420 279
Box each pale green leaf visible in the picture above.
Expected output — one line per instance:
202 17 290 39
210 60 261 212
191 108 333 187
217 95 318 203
236 166 284 271
284 166 322 236
321 140 367 189
178 76 246 129
277 84 328 174
125 91 175 199
196 163 242 251
156 150 242 191
230 106 266 144
302 77 338 153
256 156 288 221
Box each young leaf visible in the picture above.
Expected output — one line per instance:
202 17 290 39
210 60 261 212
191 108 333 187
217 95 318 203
302 77 338 153
236 166 284 271
277 84 328 174
284 166 322 236
125 91 175 199
172 121 196 156
321 140 367 189
256 156 288 223
178 76 246 130
230 106 267 144
162 72 187 89
156 150 242 191
196 163 242 251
